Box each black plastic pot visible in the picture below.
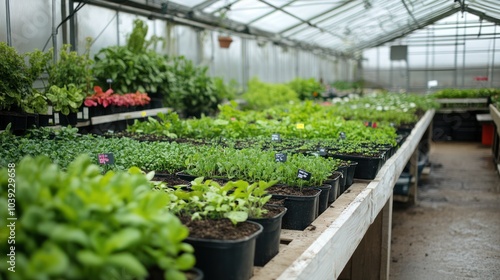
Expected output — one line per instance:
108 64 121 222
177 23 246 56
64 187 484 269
147 267 204 280
324 172 341 203
58 112 78 126
271 188 321 230
0 112 27 131
318 184 331 215
336 165 348 194
345 161 358 188
248 205 287 266
186 221 262 280
332 154 385 180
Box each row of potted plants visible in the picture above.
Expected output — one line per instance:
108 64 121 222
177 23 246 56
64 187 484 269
1 152 296 279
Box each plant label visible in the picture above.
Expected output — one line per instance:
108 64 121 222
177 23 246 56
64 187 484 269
296 123 305 129
318 148 327 156
297 169 312 180
98 153 115 165
275 153 287 162
339 132 346 140
271 133 281 142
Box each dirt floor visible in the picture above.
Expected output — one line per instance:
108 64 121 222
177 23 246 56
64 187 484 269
390 142 500 280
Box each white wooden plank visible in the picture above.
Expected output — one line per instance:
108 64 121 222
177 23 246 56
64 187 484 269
436 98 488 103
490 105 500 135
90 108 171 125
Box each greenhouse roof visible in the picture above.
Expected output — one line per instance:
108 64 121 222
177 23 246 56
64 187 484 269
100 0 500 56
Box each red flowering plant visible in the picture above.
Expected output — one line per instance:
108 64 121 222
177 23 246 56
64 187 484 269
84 86 151 107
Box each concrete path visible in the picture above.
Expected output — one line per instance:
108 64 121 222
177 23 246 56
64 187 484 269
390 142 500 280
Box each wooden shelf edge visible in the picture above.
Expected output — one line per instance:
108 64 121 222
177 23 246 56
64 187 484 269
90 107 171 125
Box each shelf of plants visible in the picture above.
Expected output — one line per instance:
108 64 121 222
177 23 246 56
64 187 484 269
0 92 438 280
251 109 434 279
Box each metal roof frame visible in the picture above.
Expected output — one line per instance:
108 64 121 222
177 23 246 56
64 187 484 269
83 0 500 57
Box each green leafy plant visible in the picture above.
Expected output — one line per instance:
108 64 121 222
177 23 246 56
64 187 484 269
229 180 276 218
164 56 220 117
171 177 248 225
47 42 93 95
287 77 324 100
0 42 51 113
241 78 299 110
46 84 86 115
93 19 170 95
0 155 195 280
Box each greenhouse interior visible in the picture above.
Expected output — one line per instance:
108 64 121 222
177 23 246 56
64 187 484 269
1 0 499 279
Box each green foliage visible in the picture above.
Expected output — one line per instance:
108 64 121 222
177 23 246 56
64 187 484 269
46 84 86 115
166 178 277 224
213 77 239 101
331 93 439 126
331 80 363 91
47 42 93 95
287 77 324 100
241 78 299 110
0 42 51 113
433 88 500 98
93 20 169 95
164 56 220 117
0 155 195 280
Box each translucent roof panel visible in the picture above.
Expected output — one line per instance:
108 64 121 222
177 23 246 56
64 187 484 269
224 1 274 24
138 0 500 55
251 10 302 33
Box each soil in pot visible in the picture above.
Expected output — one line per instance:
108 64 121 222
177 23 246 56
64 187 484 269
248 205 287 266
182 218 262 280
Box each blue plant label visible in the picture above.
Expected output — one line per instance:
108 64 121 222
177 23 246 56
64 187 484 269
275 153 287 162
98 153 115 165
318 148 327 156
339 132 346 140
297 169 312 180
271 133 281 142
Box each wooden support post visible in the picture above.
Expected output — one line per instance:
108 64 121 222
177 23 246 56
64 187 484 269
408 148 419 206
339 196 392 280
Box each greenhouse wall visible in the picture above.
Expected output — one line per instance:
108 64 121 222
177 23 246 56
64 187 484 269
362 13 500 93
0 0 352 89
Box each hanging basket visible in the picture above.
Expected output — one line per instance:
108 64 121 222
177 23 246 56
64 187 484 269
218 35 233 48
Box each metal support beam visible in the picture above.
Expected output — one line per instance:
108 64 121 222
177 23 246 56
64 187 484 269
5 0 12 46
69 0 76 50
52 0 58 63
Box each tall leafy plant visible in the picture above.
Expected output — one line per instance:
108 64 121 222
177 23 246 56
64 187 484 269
93 19 170 95
0 42 51 113
164 56 220 117
287 77 324 100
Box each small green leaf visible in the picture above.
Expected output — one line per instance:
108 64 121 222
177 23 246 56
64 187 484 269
225 211 248 225
104 228 141 253
106 253 148 277
76 250 103 267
